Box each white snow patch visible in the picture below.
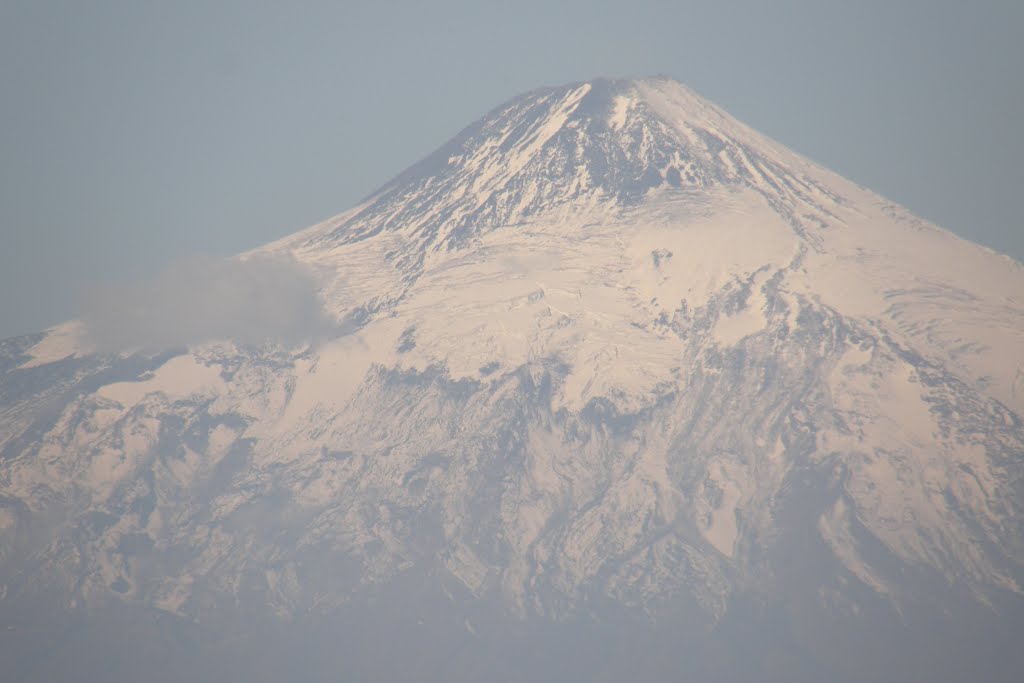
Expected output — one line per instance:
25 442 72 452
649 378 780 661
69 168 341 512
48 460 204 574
818 497 892 596
19 322 89 368
713 271 770 346
699 461 746 558
444 542 489 596
608 95 632 130
98 354 226 407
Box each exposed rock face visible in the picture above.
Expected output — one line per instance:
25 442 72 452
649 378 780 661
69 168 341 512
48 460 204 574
2 77 1023 682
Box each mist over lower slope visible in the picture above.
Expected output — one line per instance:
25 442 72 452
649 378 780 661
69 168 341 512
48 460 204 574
2 76 1023 682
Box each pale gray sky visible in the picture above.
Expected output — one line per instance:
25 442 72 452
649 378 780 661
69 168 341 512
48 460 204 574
1 0 1022 339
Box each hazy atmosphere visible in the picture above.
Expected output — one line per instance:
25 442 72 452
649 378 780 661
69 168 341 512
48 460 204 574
4 4 1024 683
1 0 1022 339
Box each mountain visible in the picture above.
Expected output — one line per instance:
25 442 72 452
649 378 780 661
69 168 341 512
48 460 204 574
2 76 1024 682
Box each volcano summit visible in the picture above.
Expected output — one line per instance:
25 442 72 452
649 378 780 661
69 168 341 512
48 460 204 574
2 77 1023 682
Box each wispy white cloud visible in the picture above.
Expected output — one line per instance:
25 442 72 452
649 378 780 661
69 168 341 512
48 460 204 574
80 253 334 352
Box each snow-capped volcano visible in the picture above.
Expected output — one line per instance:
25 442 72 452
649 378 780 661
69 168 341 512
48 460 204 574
306 78 826 252
2 77 1023 682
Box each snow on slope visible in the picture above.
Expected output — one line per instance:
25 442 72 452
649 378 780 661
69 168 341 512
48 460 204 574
1 77 1023 631
272 76 1024 416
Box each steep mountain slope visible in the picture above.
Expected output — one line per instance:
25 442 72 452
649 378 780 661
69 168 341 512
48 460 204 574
2 77 1023 682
